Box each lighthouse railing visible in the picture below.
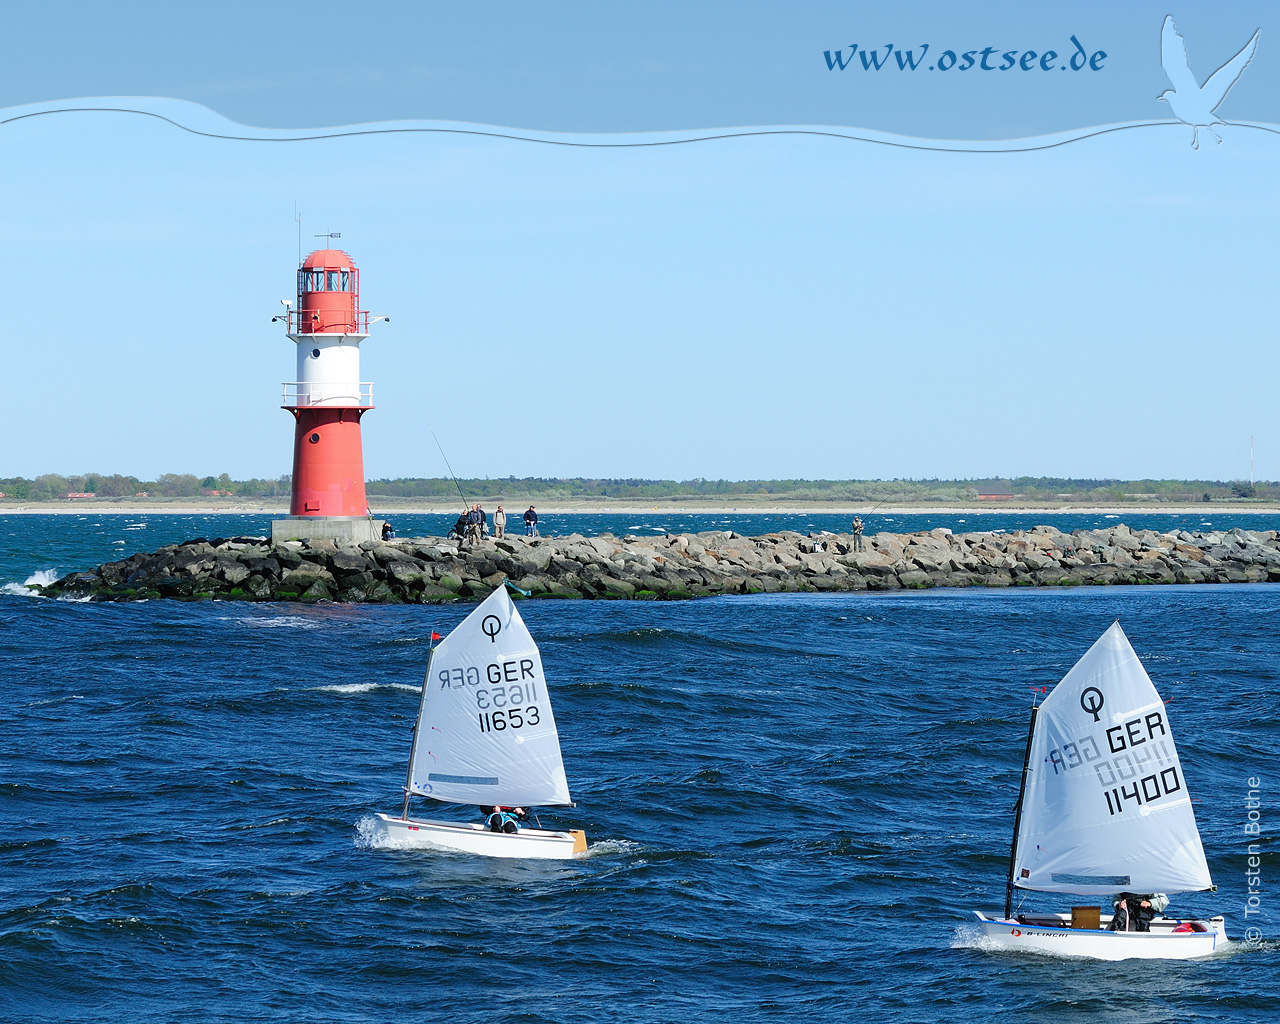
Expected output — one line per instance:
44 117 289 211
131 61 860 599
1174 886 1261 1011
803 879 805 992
282 382 375 408
284 309 370 334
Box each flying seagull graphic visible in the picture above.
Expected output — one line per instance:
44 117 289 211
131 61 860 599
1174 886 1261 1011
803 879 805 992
1159 15 1260 149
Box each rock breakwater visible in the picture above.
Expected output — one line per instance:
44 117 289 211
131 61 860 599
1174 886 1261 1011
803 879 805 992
37 524 1280 604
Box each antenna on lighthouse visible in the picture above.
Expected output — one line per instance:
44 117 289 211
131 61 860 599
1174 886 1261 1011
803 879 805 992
316 231 341 243
294 204 302 264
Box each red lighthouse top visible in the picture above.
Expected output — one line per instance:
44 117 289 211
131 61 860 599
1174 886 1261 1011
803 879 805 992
294 248 368 334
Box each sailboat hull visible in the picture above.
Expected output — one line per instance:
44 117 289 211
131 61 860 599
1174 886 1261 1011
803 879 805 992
374 813 587 859
971 911 1226 960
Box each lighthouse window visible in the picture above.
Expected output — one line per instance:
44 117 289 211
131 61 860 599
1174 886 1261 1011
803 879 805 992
309 433 321 444
340 270 351 291
302 270 319 292
311 348 321 359
326 270 340 291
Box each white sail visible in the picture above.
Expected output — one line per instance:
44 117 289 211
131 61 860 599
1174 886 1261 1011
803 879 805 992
1013 622 1212 896
406 587 572 807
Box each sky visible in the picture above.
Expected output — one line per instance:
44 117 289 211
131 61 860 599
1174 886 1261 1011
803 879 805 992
2 2 1276 483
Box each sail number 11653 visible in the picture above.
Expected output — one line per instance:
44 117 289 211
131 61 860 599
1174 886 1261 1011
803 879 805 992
478 705 541 733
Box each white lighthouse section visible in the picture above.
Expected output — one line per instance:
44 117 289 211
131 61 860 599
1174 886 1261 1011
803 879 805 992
288 333 370 407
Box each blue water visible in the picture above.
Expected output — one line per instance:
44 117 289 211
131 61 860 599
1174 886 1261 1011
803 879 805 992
2 516 1277 1022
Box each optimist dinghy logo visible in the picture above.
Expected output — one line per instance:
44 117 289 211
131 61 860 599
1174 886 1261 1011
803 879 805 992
481 615 502 642
1080 686 1105 722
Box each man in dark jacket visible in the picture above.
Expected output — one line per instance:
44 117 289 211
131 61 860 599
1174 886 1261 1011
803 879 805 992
523 506 539 537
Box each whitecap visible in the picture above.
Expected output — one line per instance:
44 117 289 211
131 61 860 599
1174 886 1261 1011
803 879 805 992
222 615 320 630
311 682 418 694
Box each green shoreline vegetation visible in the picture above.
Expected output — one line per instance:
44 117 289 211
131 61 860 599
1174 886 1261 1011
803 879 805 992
0 473 1272 505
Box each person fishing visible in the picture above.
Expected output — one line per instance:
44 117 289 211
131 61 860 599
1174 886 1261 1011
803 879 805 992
485 805 528 834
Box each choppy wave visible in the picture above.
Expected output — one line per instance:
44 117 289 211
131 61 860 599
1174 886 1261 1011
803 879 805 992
3 560 1274 1022
219 614 322 629
310 682 419 694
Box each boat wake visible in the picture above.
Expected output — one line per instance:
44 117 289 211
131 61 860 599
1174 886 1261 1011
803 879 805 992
950 923 1076 958
353 815 489 855
354 814 400 850
577 837 643 858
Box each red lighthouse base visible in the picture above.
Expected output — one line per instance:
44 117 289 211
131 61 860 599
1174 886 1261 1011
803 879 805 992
288 407 370 516
271 406 382 546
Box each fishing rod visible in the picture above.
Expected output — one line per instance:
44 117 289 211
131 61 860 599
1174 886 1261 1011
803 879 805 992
431 429 469 507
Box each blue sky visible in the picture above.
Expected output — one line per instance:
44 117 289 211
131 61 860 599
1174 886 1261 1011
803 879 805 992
3 3 1276 482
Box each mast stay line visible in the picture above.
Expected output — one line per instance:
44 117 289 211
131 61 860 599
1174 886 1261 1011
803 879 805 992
1005 703 1039 920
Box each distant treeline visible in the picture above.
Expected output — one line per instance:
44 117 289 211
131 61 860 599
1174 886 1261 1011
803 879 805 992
0 473 289 501
0 473 1274 503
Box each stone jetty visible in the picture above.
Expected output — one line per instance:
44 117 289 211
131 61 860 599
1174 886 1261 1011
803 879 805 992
35 524 1280 604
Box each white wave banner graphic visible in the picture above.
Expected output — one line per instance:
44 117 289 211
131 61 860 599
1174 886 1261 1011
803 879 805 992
5 97 1278 154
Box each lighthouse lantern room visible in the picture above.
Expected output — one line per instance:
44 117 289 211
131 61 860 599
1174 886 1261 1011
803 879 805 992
270 247 386 546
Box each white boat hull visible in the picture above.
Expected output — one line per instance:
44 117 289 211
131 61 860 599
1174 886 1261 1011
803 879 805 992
375 813 587 860
971 911 1226 960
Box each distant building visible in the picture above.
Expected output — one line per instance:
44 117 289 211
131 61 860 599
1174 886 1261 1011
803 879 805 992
975 481 1014 501
60 492 97 500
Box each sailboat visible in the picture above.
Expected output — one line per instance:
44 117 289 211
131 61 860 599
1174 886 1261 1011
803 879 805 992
972 622 1226 959
374 586 587 859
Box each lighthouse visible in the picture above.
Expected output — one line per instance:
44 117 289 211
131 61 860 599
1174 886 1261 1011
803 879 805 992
270 247 386 545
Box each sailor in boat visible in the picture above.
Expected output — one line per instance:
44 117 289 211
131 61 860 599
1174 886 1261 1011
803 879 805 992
486 806 529 834
1109 893 1169 932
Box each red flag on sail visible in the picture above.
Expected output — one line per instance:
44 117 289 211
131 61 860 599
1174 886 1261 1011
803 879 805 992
431 632 442 641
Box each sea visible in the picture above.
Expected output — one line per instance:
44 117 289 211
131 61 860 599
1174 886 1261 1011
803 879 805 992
1 512 1277 1023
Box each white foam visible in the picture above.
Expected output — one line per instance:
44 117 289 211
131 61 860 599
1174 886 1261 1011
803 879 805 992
354 815 391 849
223 615 320 630
578 838 642 858
311 682 419 694
1 582 44 598
354 814 451 852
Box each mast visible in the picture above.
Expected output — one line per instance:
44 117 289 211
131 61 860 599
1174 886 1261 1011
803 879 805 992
1004 703 1039 920
402 645 436 819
